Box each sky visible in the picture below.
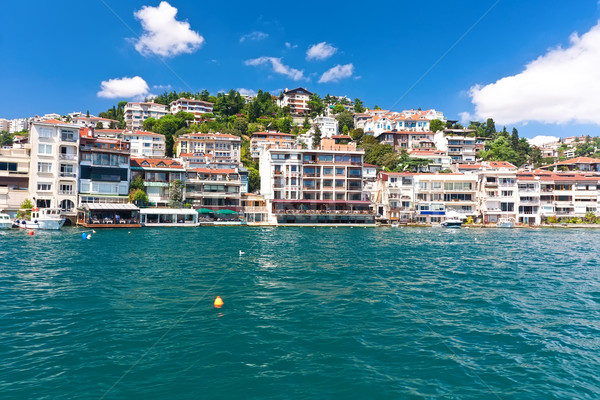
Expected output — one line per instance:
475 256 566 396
2 0 600 140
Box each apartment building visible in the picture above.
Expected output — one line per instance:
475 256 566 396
123 131 166 157
434 129 477 163
124 102 168 131
71 116 119 129
374 172 415 223
78 128 130 204
185 168 242 212
355 109 445 137
250 131 296 159
259 138 374 225
0 118 10 132
130 158 185 207
169 98 214 123
413 173 478 224
28 119 79 212
0 145 30 214
478 162 519 224
278 87 312 116
174 133 241 168
312 115 338 138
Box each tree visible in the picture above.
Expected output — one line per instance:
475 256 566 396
86 110 90 117
332 104 345 114
354 98 365 113
373 105 382 110
485 118 496 137
95 122 104 130
336 110 354 132
479 136 519 166
312 125 322 148
169 179 185 208
511 128 520 150
130 175 145 191
130 189 149 206
248 167 260 193
17 199 34 219
277 116 292 133
429 119 444 133
350 128 364 144
307 93 325 118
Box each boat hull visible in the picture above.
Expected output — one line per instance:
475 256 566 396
0 222 13 229
14 219 65 230
441 221 463 228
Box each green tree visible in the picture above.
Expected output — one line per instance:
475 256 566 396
480 136 519 166
312 125 322 148
95 122 104 130
350 128 364 144
354 98 365 113
429 119 445 133
17 199 34 218
307 93 325 118
169 179 185 208
277 116 293 133
336 110 354 132
332 104 345 114
130 189 149 206
248 167 260 193
511 128 520 150
130 175 145 191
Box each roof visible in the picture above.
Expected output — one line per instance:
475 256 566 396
178 133 240 140
457 164 483 169
82 203 139 211
283 87 312 96
487 161 517 169
190 168 237 174
517 171 600 181
125 130 165 137
363 163 378 168
331 135 352 139
96 129 126 134
130 158 184 169
36 119 72 126
251 131 295 138
556 157 600 165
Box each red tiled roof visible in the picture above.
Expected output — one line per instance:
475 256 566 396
96 129 126 133
363 163 378 168
38 119 70 125
457 164 483 169
556 157 600 165
487 161 517 169
127 130 165 137
252 131 295 137
130 158 183 169
331 135 352 139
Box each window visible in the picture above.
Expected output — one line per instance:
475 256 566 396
318 155 332 162
418 182 428 189
37 162 52 173
335 168 344 175
431 182 442 189
501 190 513 197
323 179 333 187
500 202 514 212
60 164 74 177
271 153 286 160
323 167 333 175
0 162 17 171
38 127 54 137
335 180 345 188
291 165 297 172
37 183 52 191
60 130 76 141
38 144 53 155
59 184 73 194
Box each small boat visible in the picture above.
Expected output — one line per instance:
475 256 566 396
391 221 400 228
0 213 13 229
441 211 463 228
496 218 514 228
14 208 65 230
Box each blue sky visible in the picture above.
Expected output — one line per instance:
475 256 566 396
2 0 600 139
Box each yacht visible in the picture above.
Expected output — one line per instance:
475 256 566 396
14 208 66 230
496 218 514 228
440 211 463 228
0 213 13 229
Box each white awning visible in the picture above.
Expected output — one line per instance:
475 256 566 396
140 208 197 215
83 203 140 211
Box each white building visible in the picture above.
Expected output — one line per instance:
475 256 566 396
9 118 29 134
169 98 214 123
124 102 168 131
0 119 10 132
28 119 79 213
277 87 312 117
355 109 445 137
311 115 338 138
123 131 166 157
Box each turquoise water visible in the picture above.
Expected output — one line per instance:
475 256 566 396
1 227 600 399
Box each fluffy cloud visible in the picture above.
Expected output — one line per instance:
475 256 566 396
240 31 268 42
97 76 150 99
244 57 305 81
237 88 257 96
318 63 354 83
134 1 204 57
528 135 560 147
285 42 298 49
306 42 337 60
466 21 600 125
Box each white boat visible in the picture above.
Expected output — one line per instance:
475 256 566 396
14 208 65 230
0 213 13 229
496 218 514 228
440 211 463 228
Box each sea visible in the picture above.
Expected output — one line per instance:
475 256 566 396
1 226 599 399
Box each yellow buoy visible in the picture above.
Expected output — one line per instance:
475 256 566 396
214 296 224 308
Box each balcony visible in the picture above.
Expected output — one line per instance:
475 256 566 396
60 172 77 178
60 154 77 160
58 190 75 195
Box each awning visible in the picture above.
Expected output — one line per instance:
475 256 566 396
81 203 139 211
197 208 215 214
215 209 238 214
140 208 197 215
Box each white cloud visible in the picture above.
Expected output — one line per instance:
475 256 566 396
528 135 560 147
285 42 297 49
306 42 338 60
97 76 150 99
318 63 354 83
240 31 268 42
237 88 257 97
134 1 204 57
244 57 305 81
466 21 600 126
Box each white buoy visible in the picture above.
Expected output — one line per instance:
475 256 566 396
87 234 92 240
92 230 97 234
239 250 245 256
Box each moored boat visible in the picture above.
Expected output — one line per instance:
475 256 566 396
0 213 13 229
496 218 514 228
13 208 65 230
440 211 464 228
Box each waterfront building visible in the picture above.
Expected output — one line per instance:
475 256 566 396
0 145 30 215
184 168 242 212
241 193 268 224
28 119 79 213
124 102 168 131
140 208 198 226
540 156 600 172
374 172 415 223
413 173 478 224
250 131 296 159
409 150 452 172
130 158 185 207
123 131 166 157
169 98 214 123
477 162 519 224
76 203 141 228
277 87 312 117
78 128 130 205
259 138 374 225
174 133 241 168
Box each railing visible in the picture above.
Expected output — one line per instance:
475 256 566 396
60 172 77 178
60 154 77 160
58 190 75 195
61 136 77 142
275 209 374 215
